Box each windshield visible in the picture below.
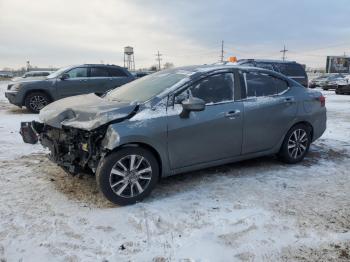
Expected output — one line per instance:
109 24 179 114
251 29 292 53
47 66 72 79
106 70 189 102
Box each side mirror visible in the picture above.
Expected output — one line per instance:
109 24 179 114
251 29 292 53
60 73 69 80
180 97 205 118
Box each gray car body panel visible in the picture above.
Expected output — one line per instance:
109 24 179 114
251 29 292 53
5 64 134 107
36 65 327 177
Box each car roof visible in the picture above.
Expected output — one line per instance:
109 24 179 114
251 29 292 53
26 71 53 73
82 64 125 68
237 59 298 64
166 64 285 77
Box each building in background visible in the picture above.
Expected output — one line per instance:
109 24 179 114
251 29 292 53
326 56 350 73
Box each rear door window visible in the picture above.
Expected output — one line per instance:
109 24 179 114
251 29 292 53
275 63 305 77
108 68 128 77
244 72 277 97
240 62 255 67
90 67 109 77
255 63 275 71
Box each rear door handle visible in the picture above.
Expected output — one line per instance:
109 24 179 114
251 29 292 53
225 110 241 119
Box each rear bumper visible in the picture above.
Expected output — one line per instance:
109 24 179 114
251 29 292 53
336 85 350 93
312 108 327 142
5 91 22 106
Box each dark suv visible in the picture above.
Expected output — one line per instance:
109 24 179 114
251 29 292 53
5 64 134 113
236 59 308 87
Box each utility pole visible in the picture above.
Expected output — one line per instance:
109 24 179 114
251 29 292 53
155 51 162 71
280 45 288 61
220 40 224 62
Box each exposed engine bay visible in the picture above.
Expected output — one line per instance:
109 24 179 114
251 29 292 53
20 121 107 175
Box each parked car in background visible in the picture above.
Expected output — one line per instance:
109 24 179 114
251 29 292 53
20 65 326 205
0 72 13 79
11 71 55 82
335 83 350 95
235 59 308 87
309 75 329 88
319 74 348 90
5 64 134 113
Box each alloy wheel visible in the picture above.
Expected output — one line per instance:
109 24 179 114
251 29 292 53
109 154 152 198
29 95 48 111
287 129 308 159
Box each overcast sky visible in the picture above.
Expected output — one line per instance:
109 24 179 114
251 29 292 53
0 0 349 69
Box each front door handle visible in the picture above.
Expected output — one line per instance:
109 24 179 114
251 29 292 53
225 110 241 119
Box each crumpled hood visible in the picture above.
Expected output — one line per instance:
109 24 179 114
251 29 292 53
39 93 137 130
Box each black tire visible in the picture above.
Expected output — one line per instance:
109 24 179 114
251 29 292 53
322 88 328 91
96 147 159 205
24 92 51 113
278 124 312 164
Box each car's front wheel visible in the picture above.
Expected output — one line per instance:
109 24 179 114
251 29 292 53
279 124 311 164
96 147 159 205
24 92 51 113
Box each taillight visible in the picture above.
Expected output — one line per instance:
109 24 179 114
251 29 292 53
319 95 325 107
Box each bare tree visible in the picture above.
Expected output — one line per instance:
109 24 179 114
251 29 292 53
163 62 174 69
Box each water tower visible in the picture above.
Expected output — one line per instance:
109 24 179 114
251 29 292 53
124 46 135 71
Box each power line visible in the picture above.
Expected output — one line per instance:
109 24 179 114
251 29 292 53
280 45 288 61
155 50 162 71
220 40 224 62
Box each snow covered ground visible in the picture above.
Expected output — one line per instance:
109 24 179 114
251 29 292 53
0 81 350 261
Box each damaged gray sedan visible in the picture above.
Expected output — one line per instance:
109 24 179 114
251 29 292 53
20 65 327 205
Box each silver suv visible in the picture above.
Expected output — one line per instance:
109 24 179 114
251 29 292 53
5 64 134 113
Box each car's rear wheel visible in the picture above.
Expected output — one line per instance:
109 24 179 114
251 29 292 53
24 92 51 113
279 124 311 164
96 147 159 205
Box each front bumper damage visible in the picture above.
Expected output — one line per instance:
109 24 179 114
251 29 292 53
20 121 106 175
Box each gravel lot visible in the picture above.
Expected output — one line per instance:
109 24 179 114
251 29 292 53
0 81 349 261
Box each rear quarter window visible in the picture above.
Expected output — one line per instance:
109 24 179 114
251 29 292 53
240 62 255 67
273 77 289 93
276 63 306 77
255 63 275 71
108 68 128 77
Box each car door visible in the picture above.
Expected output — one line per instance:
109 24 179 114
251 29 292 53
56 67 95 98
240 70 298 154
89 67 111 95
167 72 244 169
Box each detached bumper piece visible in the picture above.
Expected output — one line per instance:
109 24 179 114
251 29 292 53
20 121 44 144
